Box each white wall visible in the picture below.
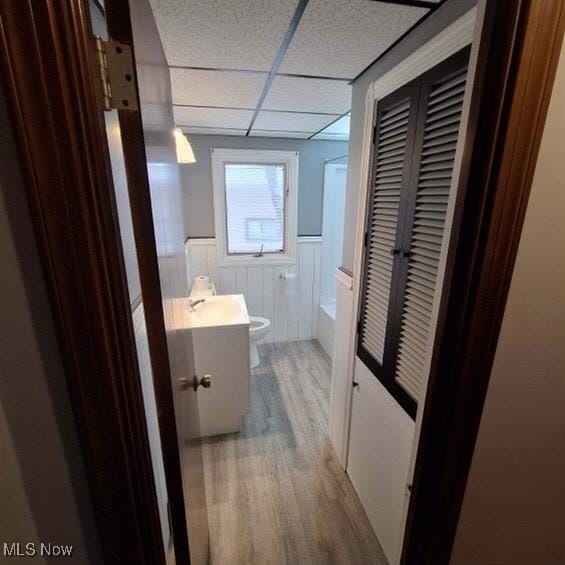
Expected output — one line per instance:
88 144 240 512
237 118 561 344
321 162 347 306
186 237 322 343
450 38 565 565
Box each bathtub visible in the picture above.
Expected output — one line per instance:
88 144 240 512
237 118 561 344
318 302 336 360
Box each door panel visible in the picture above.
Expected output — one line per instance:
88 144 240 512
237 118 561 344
99 0 210 563
90 2 174 555
348 359 415 564
351 48 471 565
357 80 422 419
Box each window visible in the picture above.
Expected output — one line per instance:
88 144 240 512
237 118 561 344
211 149 298 266
358 47 470 419
225 163 285 254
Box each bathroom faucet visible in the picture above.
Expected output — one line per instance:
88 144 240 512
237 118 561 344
189 298 206 312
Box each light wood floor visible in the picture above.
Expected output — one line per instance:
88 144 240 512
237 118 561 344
200 340 387 565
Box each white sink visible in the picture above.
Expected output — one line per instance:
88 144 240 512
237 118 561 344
192 297 242 325
174 294 249 329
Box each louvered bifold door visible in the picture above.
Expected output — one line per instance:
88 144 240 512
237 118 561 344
358 80 420 397
394 49 470 405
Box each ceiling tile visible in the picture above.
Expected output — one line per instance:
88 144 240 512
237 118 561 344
263 76 351 114
253 111 337 133
316 114 350 137
279 0 427 78
171 68 266 108
311 133 349 141
249 130 312 139
181 127 247 137
173 106 253 129
150 0 298 70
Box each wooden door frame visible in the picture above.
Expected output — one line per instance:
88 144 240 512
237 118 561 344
1 1 563 565
401 0 565 563
0 1 187 563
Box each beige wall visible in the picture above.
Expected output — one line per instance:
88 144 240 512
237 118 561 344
0 84 102 563
450 39 565 565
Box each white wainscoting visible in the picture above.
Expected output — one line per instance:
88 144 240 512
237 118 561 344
328 269 355 467
185 237 322 343
317 302 336 360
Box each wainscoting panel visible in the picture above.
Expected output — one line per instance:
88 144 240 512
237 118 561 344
185 237 322 343
328 269 355 467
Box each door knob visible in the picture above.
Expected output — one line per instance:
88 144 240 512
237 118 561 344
179 374 212 391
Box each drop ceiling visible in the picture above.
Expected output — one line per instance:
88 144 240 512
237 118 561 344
150 0 436 140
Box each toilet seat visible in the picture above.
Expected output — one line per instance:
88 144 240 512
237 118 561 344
250 316 270 332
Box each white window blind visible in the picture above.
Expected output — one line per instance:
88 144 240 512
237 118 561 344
224 163 285 255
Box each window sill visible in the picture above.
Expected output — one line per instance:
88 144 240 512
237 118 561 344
216 254 296 268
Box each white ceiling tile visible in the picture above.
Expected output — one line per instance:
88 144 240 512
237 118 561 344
171 69 266 108
150 0 298 70
181 127 247 137
253 111 337 133
173 106 253 129
319 114 350 136
263 76 351 114
279 0 427 78
311 133 349 141
250 131 312 139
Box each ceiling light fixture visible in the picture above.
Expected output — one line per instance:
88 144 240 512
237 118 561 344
173 127 196 164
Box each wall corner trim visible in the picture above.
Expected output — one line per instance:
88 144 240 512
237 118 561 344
335 268 353 290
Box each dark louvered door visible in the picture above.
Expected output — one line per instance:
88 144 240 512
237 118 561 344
358 48 470 419
358 80 421 386
394 49 470 405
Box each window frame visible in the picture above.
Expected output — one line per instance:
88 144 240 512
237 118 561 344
211 148 298 266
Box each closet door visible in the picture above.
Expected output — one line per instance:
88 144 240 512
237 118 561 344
357 80 421 415
393 48 470 407
357 48 470 419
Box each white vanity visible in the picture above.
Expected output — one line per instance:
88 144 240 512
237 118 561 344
182 294 250 437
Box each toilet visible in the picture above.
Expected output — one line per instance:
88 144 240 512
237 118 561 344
249 316 271 368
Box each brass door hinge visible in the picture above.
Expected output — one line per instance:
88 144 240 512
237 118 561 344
94 36 138 111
